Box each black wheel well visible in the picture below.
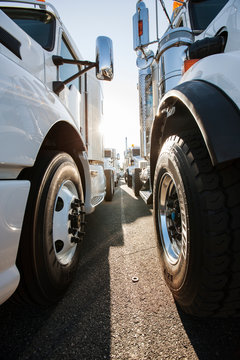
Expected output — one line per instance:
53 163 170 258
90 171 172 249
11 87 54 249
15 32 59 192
150 99 201 187
150 79 240 187
18 121 86 196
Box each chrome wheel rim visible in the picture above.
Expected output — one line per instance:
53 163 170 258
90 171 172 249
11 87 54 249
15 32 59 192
52 180 80 265
158 172 182 265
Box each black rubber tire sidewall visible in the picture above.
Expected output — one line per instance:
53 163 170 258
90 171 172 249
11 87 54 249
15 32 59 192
35 155 83 300
153 137 201 306
127 173 132 188
133 168 142 196
105 169 114 201
17 151 84 305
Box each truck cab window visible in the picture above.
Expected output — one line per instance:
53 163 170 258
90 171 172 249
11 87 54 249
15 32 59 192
189 0 228 31
1 8 55 50
132 148 140 157
176 19 183 28
60 37 80 92
104 150 112 158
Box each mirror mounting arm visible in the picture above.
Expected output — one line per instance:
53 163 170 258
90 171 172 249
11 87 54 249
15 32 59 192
159 0 173 28
137 39 158 58
142 39 159 48
52 55 97 95
52 55 96 67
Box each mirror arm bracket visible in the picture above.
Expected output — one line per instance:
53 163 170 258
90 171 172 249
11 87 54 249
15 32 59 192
52 62 96 95
137 40 158 59
52 55 96 67
136 39 159 53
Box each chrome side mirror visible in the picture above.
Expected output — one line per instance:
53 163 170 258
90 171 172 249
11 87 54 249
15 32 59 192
133 1 149 51
96 36 114 81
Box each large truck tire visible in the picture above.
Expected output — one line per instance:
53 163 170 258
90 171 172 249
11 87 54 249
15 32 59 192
127 173 132 188
153 133 240 317
13 151 85 306
105 169 114 201
132 168 142 196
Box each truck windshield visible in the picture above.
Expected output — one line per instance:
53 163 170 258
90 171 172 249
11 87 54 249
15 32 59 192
104 150 112 158
189 0 228 31
2 8 55 51
132 149 140 156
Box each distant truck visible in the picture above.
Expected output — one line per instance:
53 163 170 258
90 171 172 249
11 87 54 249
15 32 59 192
104 148 120 201
133 0 240 317
0 0 113 306
124 145 148 196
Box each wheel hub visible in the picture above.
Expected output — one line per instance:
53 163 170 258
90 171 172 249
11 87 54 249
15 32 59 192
52 180 85 265
158 173 182 264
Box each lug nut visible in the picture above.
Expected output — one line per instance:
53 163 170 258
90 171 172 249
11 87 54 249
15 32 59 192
71 236 81 244
71 203 78 210
73 199 81 206
68 227 77 235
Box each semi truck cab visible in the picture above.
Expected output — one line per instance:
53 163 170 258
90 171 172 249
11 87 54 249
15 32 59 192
133 0 240 317
0 0 113 306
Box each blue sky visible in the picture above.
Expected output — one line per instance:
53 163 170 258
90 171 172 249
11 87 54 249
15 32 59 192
48 0 172 158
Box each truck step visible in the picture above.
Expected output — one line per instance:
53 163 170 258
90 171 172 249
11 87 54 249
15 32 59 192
91 195 104 207
140 190 153 204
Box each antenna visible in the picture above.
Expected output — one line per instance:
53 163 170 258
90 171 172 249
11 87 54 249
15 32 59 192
159 0 173 28
155 0 159 41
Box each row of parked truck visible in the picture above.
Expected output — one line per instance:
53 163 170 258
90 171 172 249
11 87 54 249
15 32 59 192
0 0 240 318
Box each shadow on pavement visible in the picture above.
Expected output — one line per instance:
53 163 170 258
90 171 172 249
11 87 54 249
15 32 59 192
177 294 240 359
0 179 151 360
2 179 240 360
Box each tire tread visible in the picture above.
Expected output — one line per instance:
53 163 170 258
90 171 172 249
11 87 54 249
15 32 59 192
160 133 240 316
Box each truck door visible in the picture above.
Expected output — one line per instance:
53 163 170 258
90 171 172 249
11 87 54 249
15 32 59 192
58 35 81 132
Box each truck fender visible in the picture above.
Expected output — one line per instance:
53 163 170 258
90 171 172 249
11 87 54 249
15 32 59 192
0 53 86 174
150 80 240 185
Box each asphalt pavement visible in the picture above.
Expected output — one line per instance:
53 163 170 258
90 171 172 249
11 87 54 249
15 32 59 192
1 180 240 360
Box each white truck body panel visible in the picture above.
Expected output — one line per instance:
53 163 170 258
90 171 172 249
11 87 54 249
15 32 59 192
181 0 240 108
181 50 240 108
87 72 104 161
0 52 81 177
0 180 30 303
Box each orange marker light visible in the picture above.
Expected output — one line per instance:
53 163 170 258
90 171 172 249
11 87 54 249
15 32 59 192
37 0 45 2
183 59 199 74
138 20 143 37
173 1 183 11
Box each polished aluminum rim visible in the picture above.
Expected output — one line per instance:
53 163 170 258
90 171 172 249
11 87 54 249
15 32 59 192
52 180 79 265
158 172 182 265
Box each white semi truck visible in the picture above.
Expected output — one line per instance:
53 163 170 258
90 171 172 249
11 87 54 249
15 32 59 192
124 145 148 196
103 148 120 201
0 0 113 306
133 0 240 317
